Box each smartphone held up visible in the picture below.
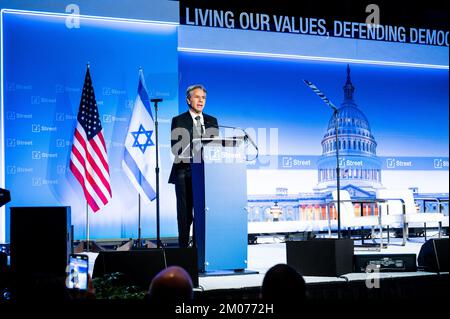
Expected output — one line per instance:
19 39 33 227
66 254 89 290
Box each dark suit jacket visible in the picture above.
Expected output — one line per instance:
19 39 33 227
168 111 218 184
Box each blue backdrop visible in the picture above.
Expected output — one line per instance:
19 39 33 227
2 11 179 241
2 10 448 242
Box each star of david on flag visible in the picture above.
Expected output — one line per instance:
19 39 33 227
131 124 154 154
122 69 156 202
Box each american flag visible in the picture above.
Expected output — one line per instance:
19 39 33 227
70 67 112 212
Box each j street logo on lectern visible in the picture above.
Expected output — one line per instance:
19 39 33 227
207 147 221 161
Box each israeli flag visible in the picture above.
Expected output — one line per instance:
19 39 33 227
122 69 156 202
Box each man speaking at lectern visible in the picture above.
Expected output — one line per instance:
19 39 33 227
169 84 219 248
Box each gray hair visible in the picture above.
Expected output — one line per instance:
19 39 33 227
186 84 207 100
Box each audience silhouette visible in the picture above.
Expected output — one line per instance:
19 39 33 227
261 263 306 301
147 266 194 301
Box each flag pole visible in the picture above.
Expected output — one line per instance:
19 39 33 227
151 98 163 248
85 62 90 252
86 201 90 252
137 193 141 247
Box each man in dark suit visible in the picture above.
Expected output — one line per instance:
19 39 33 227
169 84 218 248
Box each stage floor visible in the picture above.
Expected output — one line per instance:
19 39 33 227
196 235 446 291
85 232 448 293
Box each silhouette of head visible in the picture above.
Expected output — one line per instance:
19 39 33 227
148 266 193 301
261 264 306 301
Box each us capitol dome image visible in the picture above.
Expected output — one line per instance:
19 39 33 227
247 65 386 225
246 65 447 227
315 65 382 194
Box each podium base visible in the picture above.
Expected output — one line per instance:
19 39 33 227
199 269 259 277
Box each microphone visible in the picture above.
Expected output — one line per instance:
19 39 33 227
204 120 259 152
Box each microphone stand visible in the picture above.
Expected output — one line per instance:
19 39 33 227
333 108 342 239
323 106 342 239
151 98 163 248
204 121 259 158
303 79 341 239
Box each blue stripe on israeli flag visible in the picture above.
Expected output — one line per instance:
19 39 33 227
122 69 157 202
